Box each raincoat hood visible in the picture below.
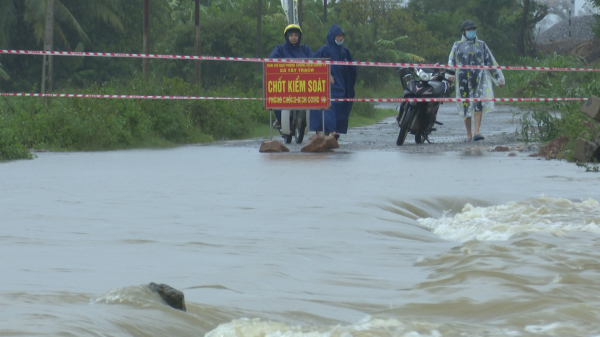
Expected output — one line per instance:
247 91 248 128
325 25 345 60
327 25 344 46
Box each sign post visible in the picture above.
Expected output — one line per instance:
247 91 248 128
264 61 330 138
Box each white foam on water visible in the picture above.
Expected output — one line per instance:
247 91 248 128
90 285 162 308
524 322 567 334
417 196 600 242
204 317 488 337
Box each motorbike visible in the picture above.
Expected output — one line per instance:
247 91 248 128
276 109 309 144
395 66 455 146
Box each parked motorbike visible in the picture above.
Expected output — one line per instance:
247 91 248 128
276 109 309 144
395 66 455 146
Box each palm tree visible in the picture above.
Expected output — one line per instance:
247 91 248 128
0 62 9 81
0 0 124 92
0 0 17 49
1 0 123 49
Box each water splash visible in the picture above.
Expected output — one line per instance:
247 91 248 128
418 196 600 242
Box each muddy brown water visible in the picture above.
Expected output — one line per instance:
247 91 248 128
1 104 600 336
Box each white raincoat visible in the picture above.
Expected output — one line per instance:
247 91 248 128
448 36 505 119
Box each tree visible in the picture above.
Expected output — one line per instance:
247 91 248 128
408 0 532 63
0 0 123 49
194 0 201 85
257 0 262 58
41 0 55 93
143 0 150 80
0 0 124 92
0 62 9 81
517 0 546 56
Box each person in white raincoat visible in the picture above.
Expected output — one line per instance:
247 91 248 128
448 20 505 142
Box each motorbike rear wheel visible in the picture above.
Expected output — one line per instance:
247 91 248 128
415 132 425 144
396 106 416 146
283 112 294 144
293 111 307 144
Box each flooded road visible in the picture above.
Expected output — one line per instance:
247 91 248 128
2 105 600 336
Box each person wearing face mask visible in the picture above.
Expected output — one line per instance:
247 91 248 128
269 24 315 129
447 20 505 142
309 24 357 140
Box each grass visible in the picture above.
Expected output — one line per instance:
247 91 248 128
348 108 397 128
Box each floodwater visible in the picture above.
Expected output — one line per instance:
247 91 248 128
2 131 600 336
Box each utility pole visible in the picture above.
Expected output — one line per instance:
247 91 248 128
143 0 150 80
41 0 55 94
194 0 201 85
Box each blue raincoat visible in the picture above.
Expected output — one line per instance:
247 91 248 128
310 25 357 134
268 31 314 124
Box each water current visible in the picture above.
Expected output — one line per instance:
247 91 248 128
1 142 600 336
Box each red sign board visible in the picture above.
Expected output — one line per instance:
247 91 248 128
263 61 330 109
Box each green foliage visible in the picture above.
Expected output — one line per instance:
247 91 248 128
0 0 124 49
589 0 600 37
407 0 528 62
0 62 9 80
506 54 600 159
351 102 377 118
514 108 559 142
0 76 268 159
0 126 33 160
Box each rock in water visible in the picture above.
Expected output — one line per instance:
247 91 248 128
259 140 290 153
148 283 186 311
324 135 339 150
573 137 600 163
301 136 327 152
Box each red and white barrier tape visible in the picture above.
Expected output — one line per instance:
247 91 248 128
0 93 588 102
1 49 598 72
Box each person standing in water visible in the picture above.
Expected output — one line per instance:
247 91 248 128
448 20 505 142
310 25 357 140
268 24 314 129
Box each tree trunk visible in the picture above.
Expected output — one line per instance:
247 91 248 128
194 0 201 85
518 0 529 56
323 0 327 23
41 0 55 94
256 0 262 71
143 0 150 81
298 0 302 27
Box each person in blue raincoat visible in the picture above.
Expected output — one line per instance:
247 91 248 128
268 24 314 128
310 25 357 139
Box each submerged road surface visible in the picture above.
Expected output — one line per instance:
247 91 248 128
225 103 539 154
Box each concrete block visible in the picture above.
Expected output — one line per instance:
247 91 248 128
580 95 600 122
573 137 599 162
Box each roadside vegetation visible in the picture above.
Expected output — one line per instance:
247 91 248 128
503 54 600 161
1 0 597 161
